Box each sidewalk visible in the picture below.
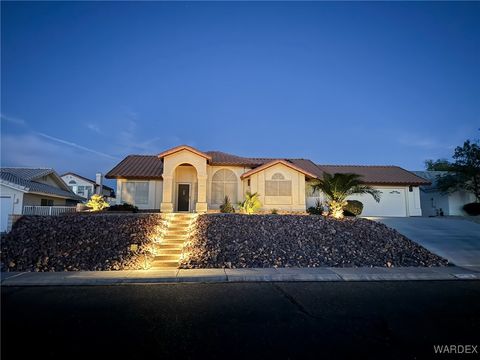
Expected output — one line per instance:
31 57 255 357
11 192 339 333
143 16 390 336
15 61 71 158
2 266 479 286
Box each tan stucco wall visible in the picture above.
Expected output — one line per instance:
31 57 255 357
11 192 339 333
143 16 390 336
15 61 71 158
160 149 208 212
116 179 163 210
207 165 249 209
247 163 307 211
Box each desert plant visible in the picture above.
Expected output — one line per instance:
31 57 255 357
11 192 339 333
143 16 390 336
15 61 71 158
107 203 139 213
271 209 278 214
463 202 480 216
343 200 364 217
238 191 261 214
85 194 109 211
311 173 380 219
307 199 324 215
220 196 235 213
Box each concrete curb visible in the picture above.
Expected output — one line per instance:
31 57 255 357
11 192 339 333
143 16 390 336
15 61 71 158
1 266 479 286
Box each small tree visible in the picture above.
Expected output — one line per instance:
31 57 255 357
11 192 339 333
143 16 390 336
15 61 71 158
238 191 261 214
219 196 235 213
311 173 380 219
436 140 480 202
86 194 110 211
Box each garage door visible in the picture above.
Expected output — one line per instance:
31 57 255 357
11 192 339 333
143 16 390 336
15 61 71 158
349 188 407 217
1 196 13 232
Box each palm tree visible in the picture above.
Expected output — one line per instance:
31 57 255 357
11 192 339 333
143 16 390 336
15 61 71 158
311 173 381 219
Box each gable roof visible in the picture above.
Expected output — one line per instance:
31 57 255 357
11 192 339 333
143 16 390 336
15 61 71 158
317 165 431 185
240 159 318 179
157 145 212 161
61 172 114 192
0 168 83 200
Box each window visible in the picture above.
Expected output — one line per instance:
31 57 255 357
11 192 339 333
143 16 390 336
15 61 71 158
265 172 292 196
85 186 93 199
68 180 76 184
77 186 85 196
41 199 54 206
122 181 149 205
212 169 237 204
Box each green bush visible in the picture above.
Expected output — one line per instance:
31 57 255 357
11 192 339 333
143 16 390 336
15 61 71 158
307 199 324 215
343 200 363 217
463 202 480 216
238 192 261 214
220 196 235 213
85 194 109 211
107 203 139 213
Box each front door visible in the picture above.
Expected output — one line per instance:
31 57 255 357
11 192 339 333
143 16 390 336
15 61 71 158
177 184 190 212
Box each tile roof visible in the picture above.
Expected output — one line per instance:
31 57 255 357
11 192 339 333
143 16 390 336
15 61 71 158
316 165 431 185
0 168 84 200
1 167 54 181
105 155 164 179
411 171 448 191
105 148 429 185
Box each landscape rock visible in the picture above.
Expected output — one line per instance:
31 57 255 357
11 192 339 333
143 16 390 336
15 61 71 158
180 214 448 268
1 213 167 272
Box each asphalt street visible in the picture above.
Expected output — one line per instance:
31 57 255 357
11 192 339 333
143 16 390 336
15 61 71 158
2 281 480 359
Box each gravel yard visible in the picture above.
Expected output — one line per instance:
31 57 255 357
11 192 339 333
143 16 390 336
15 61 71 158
180 214 448 268
1 214 166 272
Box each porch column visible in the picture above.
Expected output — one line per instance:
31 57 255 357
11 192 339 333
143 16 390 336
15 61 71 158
160 175 174 212
195 175 208 213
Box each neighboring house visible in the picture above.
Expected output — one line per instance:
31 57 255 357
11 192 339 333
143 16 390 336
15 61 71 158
0 168 83 232
105 145 429 217
61 172 116 202
413 171 476 216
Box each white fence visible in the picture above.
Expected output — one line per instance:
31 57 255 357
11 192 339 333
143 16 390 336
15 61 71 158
23 206 77 216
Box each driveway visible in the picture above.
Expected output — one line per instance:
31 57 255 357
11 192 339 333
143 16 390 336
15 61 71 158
373 217 480 268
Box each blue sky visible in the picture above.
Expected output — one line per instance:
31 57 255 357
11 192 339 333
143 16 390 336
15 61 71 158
1 1 479 185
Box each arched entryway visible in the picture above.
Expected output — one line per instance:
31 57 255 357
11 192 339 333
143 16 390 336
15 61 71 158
159 146 209 213
173 164 197 212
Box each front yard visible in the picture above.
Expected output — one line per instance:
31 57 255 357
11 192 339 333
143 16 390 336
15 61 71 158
180 214 448 268
1 213 448 272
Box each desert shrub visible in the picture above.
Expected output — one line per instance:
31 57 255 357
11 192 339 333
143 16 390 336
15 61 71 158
107 203 139 213
271 209 278 214
343 200 364 217
463 202 480 216
238 192 261 214
307 199 324 215
220 196 235 213
85 194 110 211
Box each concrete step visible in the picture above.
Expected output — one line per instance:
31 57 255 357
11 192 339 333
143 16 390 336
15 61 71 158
155 244 184 250
156 248 183 254
151 260 179 268
154 254 180 261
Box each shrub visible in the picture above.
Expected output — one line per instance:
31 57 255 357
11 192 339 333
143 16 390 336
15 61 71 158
107 203 139 213
85 194 109 211
343 200 363 217
271 209 278 214
307 199 324 215
463 202 480 216
238 191 261 214
220 196 235 213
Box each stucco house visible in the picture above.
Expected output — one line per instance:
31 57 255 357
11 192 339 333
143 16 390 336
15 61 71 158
61 172 116 203
0 168 83 232
413 171 477 216
105 145 429 217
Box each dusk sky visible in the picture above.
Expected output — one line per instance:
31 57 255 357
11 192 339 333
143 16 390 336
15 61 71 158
1 1 479 186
